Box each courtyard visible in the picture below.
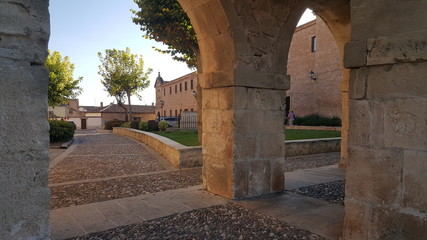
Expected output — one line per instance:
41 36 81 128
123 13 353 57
49 130 344 239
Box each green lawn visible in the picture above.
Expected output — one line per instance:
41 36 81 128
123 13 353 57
154 129 341 146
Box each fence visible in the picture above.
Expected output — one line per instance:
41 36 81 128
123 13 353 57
179 111 197 129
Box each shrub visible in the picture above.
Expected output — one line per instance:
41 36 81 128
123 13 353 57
139 121 148 131
121 122 131 128
130 121 140 129
104 120 125 130
49 120 74 142
293 114 341 127
158 120 168 131
147 120 159 131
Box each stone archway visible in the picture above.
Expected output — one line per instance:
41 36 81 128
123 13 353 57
1 0 427 239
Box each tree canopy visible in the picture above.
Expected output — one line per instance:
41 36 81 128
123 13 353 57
98 47 152 121
131 0 198 69
45 50 82 106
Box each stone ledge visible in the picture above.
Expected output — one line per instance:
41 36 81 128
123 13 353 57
113 128 202 169
285 125 342 131
285 138 341 157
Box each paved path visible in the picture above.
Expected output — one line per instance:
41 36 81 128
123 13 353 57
49 130 346 240
51 186 228 240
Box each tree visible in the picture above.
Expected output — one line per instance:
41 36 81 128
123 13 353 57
45 50 82 106
98 47 152 121
132 0 203 145
131 0 199 69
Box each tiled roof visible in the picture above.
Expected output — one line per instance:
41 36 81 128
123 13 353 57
100 104 155 114
79 106 105 113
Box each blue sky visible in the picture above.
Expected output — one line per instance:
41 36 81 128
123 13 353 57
49 1 314 106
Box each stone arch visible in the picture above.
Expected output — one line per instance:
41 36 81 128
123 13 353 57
178 0 351 199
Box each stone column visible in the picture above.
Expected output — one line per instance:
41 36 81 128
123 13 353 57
343 0 427 238
0 1 51 239
201 71 288 199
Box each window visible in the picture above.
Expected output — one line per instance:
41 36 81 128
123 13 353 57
175 85 177 93
180 83 182 92
185 81 187 91
164 110 166 116
191 80 194 90
184 109 188 112
169 86 172 94
191 109 193 112
311 36 317 52
175 110 177 116
170 110 172 116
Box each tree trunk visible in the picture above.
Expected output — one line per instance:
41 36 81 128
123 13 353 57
127 93 133 121
117 100 129 122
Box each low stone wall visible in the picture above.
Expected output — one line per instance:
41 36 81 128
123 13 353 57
114 128 340 167
285 125 342 131
285 138 341 157
113 128 202 168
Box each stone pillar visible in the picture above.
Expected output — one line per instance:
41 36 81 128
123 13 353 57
201 71 288 199
343 0 427 238
0 0 51 239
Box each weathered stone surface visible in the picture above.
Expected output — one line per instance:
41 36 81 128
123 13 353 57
0 1 50 238
346 147 403 205
366 62 427 99
342 199 368 240
383 98 427 151
368 207 427 239
349 67 367 99
344 40 367 68
367 29 427 66
402 150 427 213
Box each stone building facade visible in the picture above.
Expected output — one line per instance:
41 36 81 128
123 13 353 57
154 72 198 118
287 17 343 118
1 0 427 239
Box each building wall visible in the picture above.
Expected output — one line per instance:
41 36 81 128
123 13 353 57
101 112 156 124
48 105 68 119
287 17 343 118
155 72 198 117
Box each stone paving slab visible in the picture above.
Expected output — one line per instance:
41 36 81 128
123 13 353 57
50 186 229 240
285 165 345 190
236 192 344 240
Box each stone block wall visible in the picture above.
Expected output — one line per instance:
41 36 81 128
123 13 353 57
113 128 202 168
0 0 51 239
343 0 427 238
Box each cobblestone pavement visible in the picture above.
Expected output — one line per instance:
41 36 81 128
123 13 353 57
51 131 342 239
49 131 201 209
69 203 326 240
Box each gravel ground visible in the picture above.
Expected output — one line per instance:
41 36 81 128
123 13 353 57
290 180 345 205
50 168 202 209
68 203 326 240
284 152 340 172
49 154 165 183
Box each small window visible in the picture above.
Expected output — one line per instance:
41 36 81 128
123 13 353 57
164 110 166 116
190 80 194 90
180 83 182 92
170 110 172 116
169 86 172 94
175 85 177 93
311 36 317 52
175 110 177 116
191 109 193 112
185 82 188 91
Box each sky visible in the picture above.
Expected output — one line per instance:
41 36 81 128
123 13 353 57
48 1 315 107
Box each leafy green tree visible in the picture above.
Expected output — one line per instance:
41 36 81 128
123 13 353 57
98 47 152 121
131 0 199 69
132 1 203 145
45 50 82 106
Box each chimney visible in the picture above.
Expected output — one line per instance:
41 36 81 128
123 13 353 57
100 102 103 107
152 102 154 106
